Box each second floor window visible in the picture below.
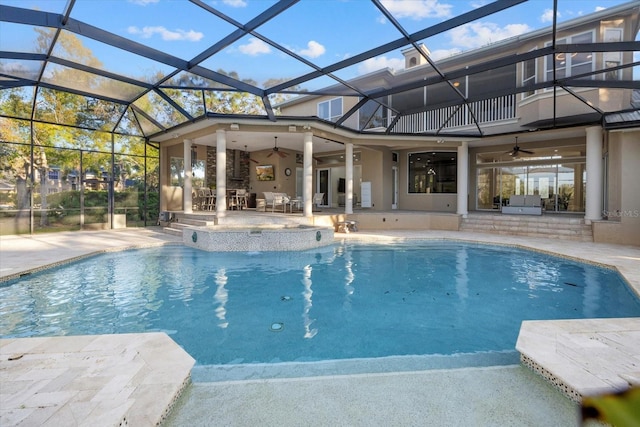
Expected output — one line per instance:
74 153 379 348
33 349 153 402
318 98 342 122
545 31 594 83
359 99 388 130
522 49 537 98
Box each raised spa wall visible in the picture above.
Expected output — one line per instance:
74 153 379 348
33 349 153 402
183 225 335 252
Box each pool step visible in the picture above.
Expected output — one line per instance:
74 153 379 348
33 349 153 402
160 212 219 236
162 226 182 237
460 213 593 241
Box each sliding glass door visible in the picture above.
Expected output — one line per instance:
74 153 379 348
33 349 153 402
477 162 585 212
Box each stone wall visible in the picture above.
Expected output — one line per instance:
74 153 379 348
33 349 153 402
206 147 250 190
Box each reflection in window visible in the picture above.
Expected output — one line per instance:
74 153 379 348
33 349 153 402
318 97 343 122
359 99 388 130
170 157 205 188
545 31 594 83
408 152 457 193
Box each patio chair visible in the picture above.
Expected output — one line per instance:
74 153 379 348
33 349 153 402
272 193 289 213
313 193 325 209
263 192 274 211
235 189 248 210
198 188 215 211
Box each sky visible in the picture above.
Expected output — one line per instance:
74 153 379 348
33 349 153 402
1 0 638 89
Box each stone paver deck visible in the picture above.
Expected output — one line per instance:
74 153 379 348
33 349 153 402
0 333 195 426
517 317 640 401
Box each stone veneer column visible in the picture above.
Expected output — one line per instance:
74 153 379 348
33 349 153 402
345 142 354 214
456 140 469 217
183 139 193 214
216 130 227 217
585 126 603 222
303 131 313 217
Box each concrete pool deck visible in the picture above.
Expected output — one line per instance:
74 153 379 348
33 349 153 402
1 227 639 425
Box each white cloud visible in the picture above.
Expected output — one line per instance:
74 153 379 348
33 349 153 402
595 6 606 12
128 0 159 5
541 8 559 23
358 56 406 74
238 37 271 55
380 0 453 20
449 22 531 50
128 26 203 41
224 0 247 7
297 41 326 59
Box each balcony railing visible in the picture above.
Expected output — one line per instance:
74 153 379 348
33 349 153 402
392 94 516 133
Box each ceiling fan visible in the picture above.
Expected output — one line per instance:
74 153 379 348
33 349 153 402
267 136 288 158
506 137 534 157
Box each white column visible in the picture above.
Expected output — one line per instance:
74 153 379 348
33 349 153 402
216 129 227 217
345 142 354 214
183 139 193 213
303 131 314 217
585 126 603 222
456 140 469 217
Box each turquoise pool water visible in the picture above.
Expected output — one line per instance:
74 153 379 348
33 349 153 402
1 241 639 366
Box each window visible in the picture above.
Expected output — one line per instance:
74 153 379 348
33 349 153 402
603 28 623 81
359 99 388 130
522 49 537 98
408 152 457 194
545 32 594 84
318 98 343 122
170 157 205 187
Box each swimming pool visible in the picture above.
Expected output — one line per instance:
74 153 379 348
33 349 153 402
2 240 639 369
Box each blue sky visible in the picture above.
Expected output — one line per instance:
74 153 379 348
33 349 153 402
1 0 638 88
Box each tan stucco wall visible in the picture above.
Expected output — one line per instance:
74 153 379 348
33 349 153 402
280 95 360 129
248 149 300 200
161 144 185 211
518 89 600 125
400 194 458 212
605 132 622 215
619 131 639 246
348 212 460 231
359 148 385 210
593 129 640 246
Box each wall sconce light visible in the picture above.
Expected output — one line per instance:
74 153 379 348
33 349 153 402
288 125 297 132
230 123 240 131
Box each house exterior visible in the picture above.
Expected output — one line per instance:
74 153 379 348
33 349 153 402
150 2 639 245
270 1 639 245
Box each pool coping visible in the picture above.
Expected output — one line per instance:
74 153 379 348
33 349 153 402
1 228 639 420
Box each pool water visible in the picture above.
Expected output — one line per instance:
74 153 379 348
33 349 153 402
1 241 639 366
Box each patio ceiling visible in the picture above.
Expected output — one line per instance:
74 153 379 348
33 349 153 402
0 0 638 153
